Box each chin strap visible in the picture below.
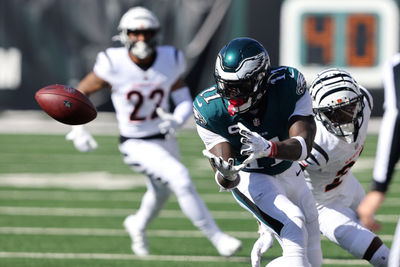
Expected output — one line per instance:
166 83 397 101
228 99 244 116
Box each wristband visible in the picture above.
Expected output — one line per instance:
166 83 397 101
269 141 278 157
291 136 308 160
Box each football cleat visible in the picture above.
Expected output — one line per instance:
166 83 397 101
213 232 242 257
123 215 149 257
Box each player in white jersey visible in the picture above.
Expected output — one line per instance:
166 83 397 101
251 69 390 267
66 6 241 257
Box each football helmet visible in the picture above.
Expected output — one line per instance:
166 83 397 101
309 68 364 142
115 7 160 59
215 37 270 115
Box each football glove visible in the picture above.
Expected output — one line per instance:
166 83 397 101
251 231 274 267
238 122 275 164
156 107 183 136
66 125 98 152
202 149 245 191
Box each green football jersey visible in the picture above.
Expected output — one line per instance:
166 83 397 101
194 66 308 175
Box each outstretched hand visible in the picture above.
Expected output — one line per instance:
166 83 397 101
202 149 246 178
202 149 247 191
66 125 98 152
156 107 182 136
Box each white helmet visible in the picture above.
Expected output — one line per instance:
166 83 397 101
309 68 364 142
116 7 160 59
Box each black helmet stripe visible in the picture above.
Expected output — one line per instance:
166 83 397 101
317 86 359 105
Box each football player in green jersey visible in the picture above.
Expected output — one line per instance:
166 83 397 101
193 37 322 267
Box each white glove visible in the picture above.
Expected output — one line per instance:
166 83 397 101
156 107 182 136
202 149 245 180
202 149 246 191
251 231 274 267
66 125 98 152
238 122 274 165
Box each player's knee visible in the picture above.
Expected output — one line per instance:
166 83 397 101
280 214 308 251
306 219 323 267
168 169 195 197
154 185 171 202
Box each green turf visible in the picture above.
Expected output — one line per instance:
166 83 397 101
0 131 398 266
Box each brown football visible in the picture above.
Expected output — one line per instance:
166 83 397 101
35 84 97 125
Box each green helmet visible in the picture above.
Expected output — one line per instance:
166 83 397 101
215 37 270 115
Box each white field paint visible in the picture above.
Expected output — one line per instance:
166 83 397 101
0 157 379 190
0 226 394 242
0 172 146 190
0 190 237 203
0 251 371 265
0 206 397 223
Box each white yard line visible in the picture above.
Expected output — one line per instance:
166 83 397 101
353 157 400 172
0 227 257 239
0 251 249 263
0 172 146 190
2 189 400 206
0 189 235 203
0 251 371 265
0 226 394 242
0 206 251 219
0 206 397 222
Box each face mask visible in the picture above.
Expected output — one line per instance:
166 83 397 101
130 41 154 59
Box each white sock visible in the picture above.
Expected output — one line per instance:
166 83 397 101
369 243 390 267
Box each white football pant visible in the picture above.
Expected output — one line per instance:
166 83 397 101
317 174 389 267
232 164 322 267
119 137 221 240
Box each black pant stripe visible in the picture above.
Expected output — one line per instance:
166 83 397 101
362 236 383 261
232 188 284 235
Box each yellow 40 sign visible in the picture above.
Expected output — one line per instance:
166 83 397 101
280 0 399 88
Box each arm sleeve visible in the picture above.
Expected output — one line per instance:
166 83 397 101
289 92 314 120
171 86 193 125
93 51 112 81
196 125 229 150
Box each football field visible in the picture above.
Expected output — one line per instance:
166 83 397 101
0 130 398 267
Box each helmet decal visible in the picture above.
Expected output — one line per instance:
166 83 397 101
214 37 270 115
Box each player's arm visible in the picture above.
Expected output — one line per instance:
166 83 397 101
156 77 192 135
77 71 111 96
239 69 315 162
282 115 316 160
238 116 315 163
197 125 243 190
357 191 385 232
169 77 193 124
66 71 109 152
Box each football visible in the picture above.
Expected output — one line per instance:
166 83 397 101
35 84 97 125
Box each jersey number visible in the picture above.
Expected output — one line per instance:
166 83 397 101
127 89 164 121
324 161 355 192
